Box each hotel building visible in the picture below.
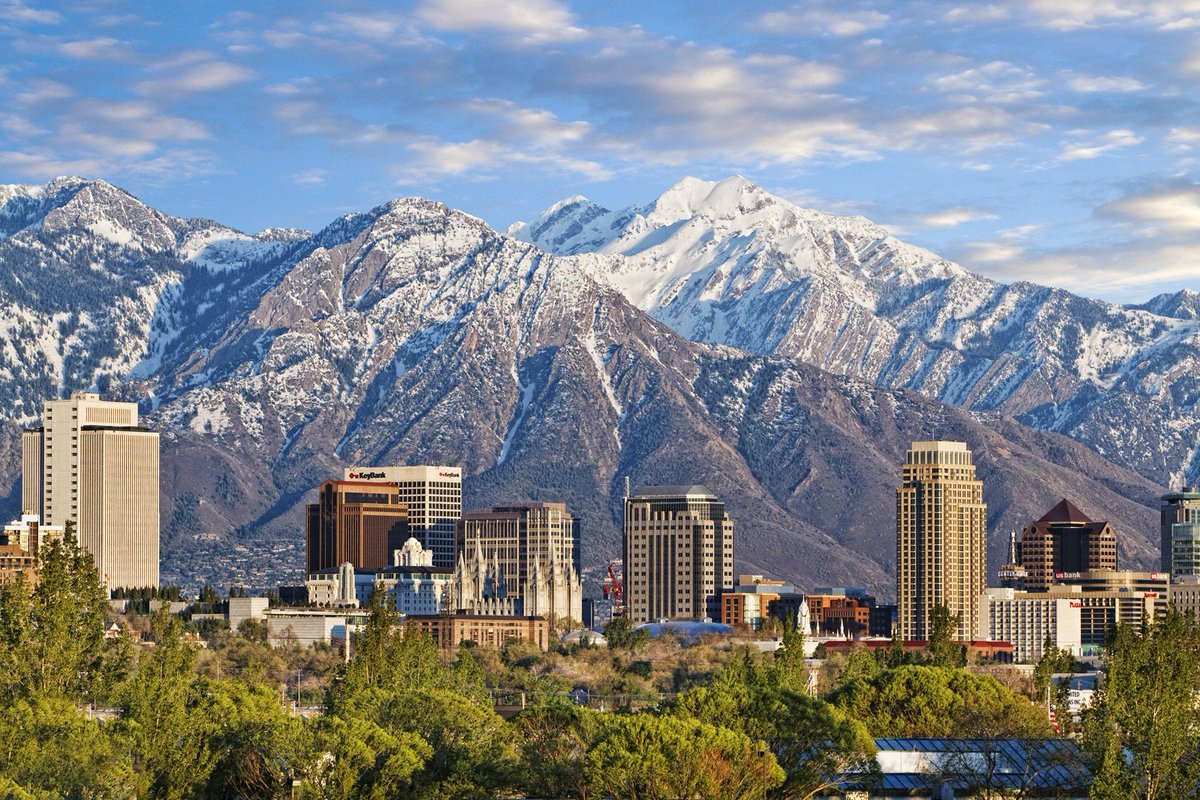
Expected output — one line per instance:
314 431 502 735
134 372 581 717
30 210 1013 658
896 441 987 641
979 588 1083 663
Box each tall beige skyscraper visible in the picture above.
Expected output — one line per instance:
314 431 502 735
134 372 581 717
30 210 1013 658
896 441 987 641
23 392 159 589
623 485 734 624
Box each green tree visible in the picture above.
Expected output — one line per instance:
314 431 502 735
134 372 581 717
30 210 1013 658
925 605 966 668
0 695 134 798
328 592 460 718
1033 637 1077 735
771 619 809 693
200 677 314 799
512 705 601 800
828 664 1050 738
670 679 877 800
1083 611 1200 799
307 715 431 800
0 524 109 701
603 617 648 653
117 607 218 799
585 713 783 800
375 688 517 799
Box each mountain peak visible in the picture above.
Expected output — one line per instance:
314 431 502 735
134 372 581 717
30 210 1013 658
1132 288 1200 320
645 175 760 223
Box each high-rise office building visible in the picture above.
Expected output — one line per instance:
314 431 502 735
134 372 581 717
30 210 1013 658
896 440 987 641
454 502 582 622
623 485 735 624
1160 487 1200 577
22 392 160 589
342 465 461 567
1017 499 1117 591
305 480 409 573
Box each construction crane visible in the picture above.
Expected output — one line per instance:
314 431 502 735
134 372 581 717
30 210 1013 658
602 563 623 606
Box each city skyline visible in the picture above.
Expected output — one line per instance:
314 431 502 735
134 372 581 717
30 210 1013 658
0 2 1197 302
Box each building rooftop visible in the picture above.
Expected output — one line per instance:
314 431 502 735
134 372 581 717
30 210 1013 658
1037 498 1094 524
631 484 716 499
308 565 450 576
463 501 570 517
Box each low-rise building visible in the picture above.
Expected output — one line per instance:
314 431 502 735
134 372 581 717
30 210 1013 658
0 512 65 587
979 588 1083 663
1169 575 1200 620
264 607 369 648
807 588 875 636
405 613 549 651
305 541 452 614
721 574 794 629
227 596 270 633
1044 570 1169 646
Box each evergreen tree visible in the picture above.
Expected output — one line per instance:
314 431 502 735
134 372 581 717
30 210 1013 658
117 608 218 799
925 605 966 668
0 523 109 702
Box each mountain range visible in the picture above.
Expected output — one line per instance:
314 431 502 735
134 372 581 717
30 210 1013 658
0 176 1178 594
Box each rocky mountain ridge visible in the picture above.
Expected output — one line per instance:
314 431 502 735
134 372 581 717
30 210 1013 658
513 176 1200 491
0 177 1168 592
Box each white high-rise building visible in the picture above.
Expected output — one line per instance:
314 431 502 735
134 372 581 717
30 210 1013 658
342 465 462 567
23 392 159 589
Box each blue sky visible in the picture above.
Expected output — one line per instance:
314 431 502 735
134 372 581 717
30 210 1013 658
2 0 1199 302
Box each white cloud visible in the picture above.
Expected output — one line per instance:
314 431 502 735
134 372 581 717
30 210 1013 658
399 135 611 182
1167 127 1200 147
1185 46 1200 74
0 1 60 24
962 241 1024 262
1058 129 1143 160
895 106 1045 152
138 61 254 94
1098 183 1200 234
756 7 890 37
15 78 72 106
58 37 128 60
1021 0 1200 30
931 61 1046 104
0 150 103 176
1000 244 1200 301
1066 74 1145 92
461 99 592 147
417 0 586 43
918 206 999 228
291 168 326 187
943 5 1011 23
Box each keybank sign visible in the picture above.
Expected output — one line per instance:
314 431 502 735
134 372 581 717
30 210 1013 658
343 466 462 481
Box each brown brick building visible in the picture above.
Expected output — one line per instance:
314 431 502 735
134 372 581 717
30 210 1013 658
1018 499 1117 591
404 614 549 651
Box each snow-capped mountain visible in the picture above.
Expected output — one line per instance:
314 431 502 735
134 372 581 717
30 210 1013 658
514 176 1200 489
0 177 1165 592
